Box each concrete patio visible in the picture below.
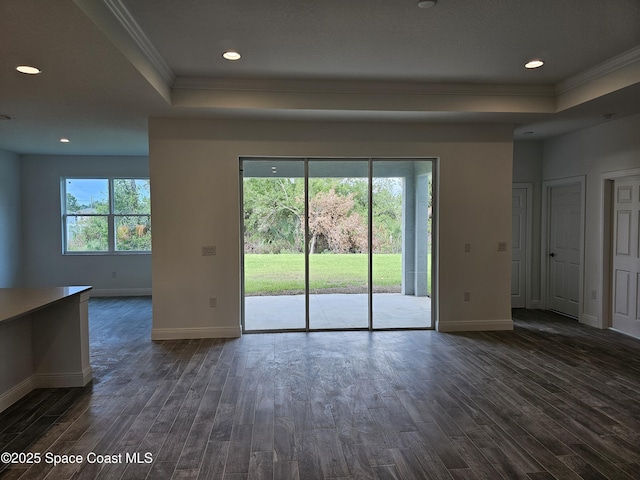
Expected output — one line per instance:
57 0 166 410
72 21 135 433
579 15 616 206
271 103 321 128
244 292 432 330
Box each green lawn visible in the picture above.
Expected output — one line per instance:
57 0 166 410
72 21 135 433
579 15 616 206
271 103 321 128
244 253 431 295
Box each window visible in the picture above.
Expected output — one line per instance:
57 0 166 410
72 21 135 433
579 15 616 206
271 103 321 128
63 178 151 253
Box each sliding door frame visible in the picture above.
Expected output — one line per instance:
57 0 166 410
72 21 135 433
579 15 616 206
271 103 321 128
241 157 436 333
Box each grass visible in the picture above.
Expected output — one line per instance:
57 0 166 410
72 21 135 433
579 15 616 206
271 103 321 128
244 253 431 295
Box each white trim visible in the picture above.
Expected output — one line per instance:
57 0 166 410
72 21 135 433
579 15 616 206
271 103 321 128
541 176 586 318
0 367 92 413
33 367 93 388
151 326 241 340
174 76 555 97
90 288 152 297
102 0 175 86
513 183 533 309
436 319 513 332
580 314 599 328
0 377 35 413
599 167 640 331
556 45 640 95
609 327 640 341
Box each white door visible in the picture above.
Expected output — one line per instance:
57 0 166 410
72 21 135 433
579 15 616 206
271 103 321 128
512 188 527 308
612 177 640 338
548 183 581 318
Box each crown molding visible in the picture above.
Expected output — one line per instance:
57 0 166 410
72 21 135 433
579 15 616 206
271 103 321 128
556 45 640 95
102 0 175 86
173 76 556 98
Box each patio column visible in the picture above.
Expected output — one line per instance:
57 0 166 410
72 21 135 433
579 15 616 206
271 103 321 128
402 169 430 297
414 172 430 296
402 173 416 295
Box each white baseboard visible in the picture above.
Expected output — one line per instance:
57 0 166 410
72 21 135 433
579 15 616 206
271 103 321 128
151 326 241 340
0 377 35 413
436 319 513 332
580 314 600 328
90 288 152 297
609 327 640 340
528 300 541 309
34 367 93 388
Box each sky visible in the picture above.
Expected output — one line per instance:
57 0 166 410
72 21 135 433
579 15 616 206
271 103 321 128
65 179 108 206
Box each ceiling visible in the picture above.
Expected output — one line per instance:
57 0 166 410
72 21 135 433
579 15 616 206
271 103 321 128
1 0 639 156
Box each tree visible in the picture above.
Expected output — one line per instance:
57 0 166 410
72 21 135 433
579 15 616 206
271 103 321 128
113 179 151 251
307 189 368 254
242 175 405 255
66 193 81 213
243 177 304 253
66 179 151 252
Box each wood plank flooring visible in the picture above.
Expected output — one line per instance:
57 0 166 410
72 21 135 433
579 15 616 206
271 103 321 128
1 298 640 479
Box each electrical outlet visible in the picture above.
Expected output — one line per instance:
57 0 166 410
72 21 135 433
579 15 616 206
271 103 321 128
591 290 597 300
497 242 508 252
209 297 217 308
202 245 217 256
464 291 471 302
464 243 471 253
111 271 117 278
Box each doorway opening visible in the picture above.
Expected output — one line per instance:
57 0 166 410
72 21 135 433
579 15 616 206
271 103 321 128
241 158 435 332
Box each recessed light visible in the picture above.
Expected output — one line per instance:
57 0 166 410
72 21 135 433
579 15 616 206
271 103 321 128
60 138 70 143
16 65 42 75
525 59 544 69
222 51 241 61
417 0 437 8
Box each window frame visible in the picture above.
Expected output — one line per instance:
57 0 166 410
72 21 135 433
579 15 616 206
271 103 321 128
62 177 151 255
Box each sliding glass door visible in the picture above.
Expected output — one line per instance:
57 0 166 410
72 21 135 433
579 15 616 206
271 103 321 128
372 160 432 328
242 160 306 331
308 160 369 329
242 157 434 332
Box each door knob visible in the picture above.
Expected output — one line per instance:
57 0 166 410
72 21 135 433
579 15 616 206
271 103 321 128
549 252 556 257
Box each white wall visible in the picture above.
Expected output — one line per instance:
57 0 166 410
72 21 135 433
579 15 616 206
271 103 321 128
20 155 151 295
0 149 22 287
513 140 543 306
149 118 515 338
542 113 640 327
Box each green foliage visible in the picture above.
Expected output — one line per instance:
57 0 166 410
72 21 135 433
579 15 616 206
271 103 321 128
67 216 108 251
65 179 151 252
243 178 304 253
66 193 81 213
114 179 151 251
243 176 404 254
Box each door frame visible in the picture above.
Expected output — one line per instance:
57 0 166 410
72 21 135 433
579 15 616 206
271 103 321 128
541 176 586 319
600 167 640 331
512 183 533 309
239 156 438 333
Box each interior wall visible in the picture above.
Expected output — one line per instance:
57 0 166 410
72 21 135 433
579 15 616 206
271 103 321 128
20 154 151 295
149 118 515 338
513 140 543 307
0 149 22 287
542 113 640 327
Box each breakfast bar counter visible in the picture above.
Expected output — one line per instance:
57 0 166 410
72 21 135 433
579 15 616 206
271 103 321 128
0 286 93 412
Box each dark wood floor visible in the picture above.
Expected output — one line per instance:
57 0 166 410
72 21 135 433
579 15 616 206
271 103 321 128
1 299 640 480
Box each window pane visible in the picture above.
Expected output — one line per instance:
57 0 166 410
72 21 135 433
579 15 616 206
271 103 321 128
66 216 108 251
114 179 151 214
115 215 151 251
65 179 109 214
